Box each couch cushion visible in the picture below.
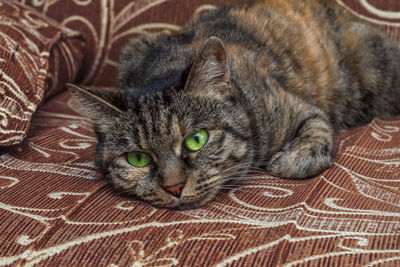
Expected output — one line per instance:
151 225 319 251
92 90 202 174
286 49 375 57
0 0 84 146
0 90 399 265
337 0 400 41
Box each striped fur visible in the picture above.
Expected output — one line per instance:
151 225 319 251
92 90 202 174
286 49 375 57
69 0 400 209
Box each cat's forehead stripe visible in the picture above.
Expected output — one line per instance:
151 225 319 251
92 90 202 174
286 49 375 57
178 121 185 136
173 140 182 157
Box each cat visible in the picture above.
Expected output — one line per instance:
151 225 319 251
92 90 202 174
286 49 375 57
68 0 400 209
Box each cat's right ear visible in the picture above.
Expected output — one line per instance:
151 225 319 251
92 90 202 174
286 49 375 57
184 36 231 99
67 83 124 122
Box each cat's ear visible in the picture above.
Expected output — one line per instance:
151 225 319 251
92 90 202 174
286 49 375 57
184 36 231 98
67 83 124 122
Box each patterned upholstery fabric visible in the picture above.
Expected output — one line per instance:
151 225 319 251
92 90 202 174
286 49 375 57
0 0 84 146
0 0 399 266
337 0 400 42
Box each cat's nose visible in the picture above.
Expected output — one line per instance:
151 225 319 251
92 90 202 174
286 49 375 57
163 182 185 198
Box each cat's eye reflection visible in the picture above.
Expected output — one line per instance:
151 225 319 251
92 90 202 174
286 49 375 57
184 129 208 152
126 151 152 167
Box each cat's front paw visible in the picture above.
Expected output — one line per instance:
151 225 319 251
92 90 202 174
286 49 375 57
267 148 333 179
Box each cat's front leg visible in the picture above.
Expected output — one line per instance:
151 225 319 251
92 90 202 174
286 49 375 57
267 105 335 179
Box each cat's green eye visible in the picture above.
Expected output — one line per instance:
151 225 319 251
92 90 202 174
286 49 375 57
126 151 152 167
184 129 208 152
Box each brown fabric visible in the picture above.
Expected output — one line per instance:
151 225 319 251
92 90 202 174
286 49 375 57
0 0 85 146
338 0 400 42
0 90 399 265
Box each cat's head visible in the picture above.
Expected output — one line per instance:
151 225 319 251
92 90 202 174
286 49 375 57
68 37 253 209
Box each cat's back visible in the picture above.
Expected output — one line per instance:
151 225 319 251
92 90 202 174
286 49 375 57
191 0 348 105
119 0 346 93
119 0 400 128
190 0 346 49
195 0 399 127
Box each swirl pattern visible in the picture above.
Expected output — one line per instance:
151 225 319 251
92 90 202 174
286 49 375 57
0 1 84 146
337 0 400 41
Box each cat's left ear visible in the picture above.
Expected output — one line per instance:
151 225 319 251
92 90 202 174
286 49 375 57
67 83 124 123
184 36 231 98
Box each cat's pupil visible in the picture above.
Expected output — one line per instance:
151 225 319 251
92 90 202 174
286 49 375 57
136 152 142 162
194 134 200 144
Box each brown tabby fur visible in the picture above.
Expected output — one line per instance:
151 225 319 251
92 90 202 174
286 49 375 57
68 0 400 209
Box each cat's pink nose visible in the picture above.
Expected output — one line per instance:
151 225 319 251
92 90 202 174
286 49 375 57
163 182 185 198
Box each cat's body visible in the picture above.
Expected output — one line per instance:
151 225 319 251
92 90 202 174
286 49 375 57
69 0 400 209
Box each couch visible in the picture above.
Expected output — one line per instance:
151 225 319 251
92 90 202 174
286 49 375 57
0 0 399 265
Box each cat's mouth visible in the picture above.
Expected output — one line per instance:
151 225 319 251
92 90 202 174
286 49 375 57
160 188 219 210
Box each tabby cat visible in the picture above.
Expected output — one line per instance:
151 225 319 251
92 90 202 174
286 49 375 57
68 0 400 209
